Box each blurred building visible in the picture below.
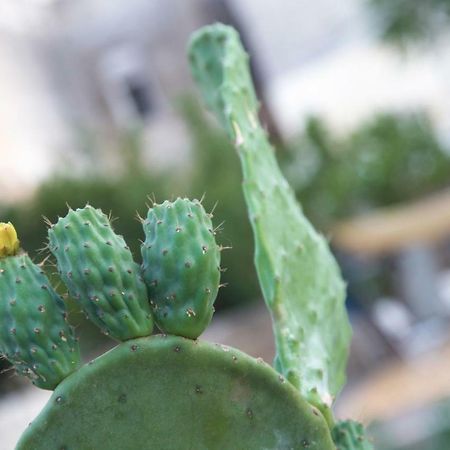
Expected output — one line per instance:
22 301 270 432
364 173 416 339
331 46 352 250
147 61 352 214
1 0 450 202
0 0 233 201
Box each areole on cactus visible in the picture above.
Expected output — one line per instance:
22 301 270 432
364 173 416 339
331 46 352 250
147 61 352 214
0 24 373 450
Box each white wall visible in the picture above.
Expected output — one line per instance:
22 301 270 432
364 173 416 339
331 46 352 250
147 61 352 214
0 34 71 202
228 0 450 138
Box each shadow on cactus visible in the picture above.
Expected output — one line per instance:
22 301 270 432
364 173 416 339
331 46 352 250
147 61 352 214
0 24 373 449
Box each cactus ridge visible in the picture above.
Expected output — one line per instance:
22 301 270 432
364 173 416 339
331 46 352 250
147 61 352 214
0 254 80 389
141 198 220 339
48 205 153 341
17 335 335 450
332 420 374 450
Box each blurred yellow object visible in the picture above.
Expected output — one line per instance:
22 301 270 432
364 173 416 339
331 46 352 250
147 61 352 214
0 222 20 257
333 189 450 256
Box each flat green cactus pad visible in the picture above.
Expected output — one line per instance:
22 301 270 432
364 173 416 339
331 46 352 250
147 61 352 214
17 335 334 450
189 23 351 424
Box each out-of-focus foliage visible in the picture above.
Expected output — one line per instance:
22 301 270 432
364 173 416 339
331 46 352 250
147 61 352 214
368 0 450 46
1 132 170 260
283 112 450 229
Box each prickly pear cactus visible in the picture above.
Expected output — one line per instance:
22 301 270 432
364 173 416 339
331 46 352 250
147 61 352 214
332 420 375 450
141 198 220 339
0 224 80 390
1 208 335 450
48 205 153 341
189 23 351 425
1 24 374 450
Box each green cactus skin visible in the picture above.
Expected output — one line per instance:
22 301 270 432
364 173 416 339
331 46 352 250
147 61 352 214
332 421 375 450
141 198 220 339
0 254 80 390
16 335 335 450
189 24 352 424
48 205 153 341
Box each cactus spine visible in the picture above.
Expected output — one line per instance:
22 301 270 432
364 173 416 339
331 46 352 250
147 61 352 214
0 224 80 390
141 198 220 339
48 206 153 341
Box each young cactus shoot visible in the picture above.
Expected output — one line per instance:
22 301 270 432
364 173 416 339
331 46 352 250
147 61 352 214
141 198 221 339
48 206 154 341
0 224 81 390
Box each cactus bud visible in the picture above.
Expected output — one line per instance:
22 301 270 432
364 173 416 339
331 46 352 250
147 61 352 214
0 222 20 258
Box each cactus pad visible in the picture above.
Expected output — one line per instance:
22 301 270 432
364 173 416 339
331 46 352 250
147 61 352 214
48 205 153 341
141 198 220 339
17 335 335 450
189 24 351 423
0 253 80 389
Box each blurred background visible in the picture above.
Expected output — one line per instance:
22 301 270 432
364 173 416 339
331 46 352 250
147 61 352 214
1 0 450 448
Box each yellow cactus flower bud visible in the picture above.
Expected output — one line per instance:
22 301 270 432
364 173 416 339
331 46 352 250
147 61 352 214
0 222 20 257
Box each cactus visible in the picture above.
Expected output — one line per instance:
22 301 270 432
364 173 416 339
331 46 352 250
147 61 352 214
332 421 375 450
0 23 375 450
17 335 335 449
0 224 80 390
141 198 221 339
48 205 153 341
189 23 351 425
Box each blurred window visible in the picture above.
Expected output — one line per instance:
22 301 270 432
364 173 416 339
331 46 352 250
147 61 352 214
125 75 153 119
97 43 161 127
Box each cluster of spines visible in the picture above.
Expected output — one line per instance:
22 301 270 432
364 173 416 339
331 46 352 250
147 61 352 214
48 205 153 341
141 198 222 339
0 253 80 390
